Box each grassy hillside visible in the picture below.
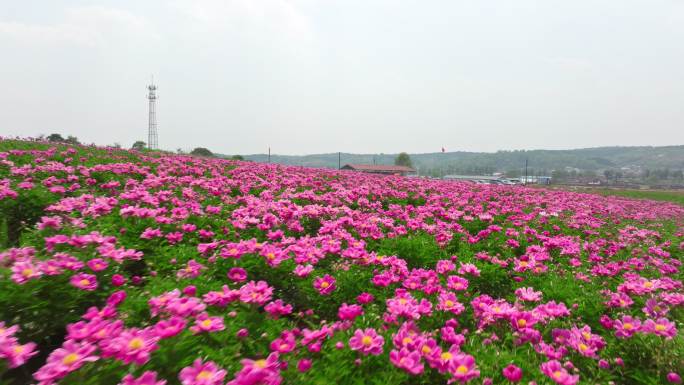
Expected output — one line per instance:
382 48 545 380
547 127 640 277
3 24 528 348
235 146 684 174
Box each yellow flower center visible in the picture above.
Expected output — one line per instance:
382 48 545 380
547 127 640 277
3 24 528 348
623 323 633 330
266 253 275 260
128 338 144 350
517 319 527 327
445 300 454 308
79 279 90 286
321 281 330 288
579 343 588 351
519 261 528 267
582 332 591 340
402 337 413 345
456 365 468 374
644 282 653 288
441 352 452 361
421 345 431 354
362 336 373 346
201 319 213 328
196 370 212 380
13 345 25 354
655 324 666 331
255 359 267 368
399 299 407 305
553 371 562 379
22 268 33 277
62 353 79 365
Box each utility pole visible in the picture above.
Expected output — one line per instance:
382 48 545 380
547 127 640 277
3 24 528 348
268 147 271 163
338 152 341 170
147 77 158 150
524 158 528 185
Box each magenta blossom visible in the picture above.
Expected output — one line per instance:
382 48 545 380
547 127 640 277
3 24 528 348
643 317 677 339
390 348 424 375
357 292 374 304
70 273 98 291
119 371 167 385
313 274 336 295
179 359 227 385
540 360 579 385
502 364 522 382
33 340 99 383
449 353 480 383
189 314 225 334
100 328 159 365
227 267 247 282
349 328 384 356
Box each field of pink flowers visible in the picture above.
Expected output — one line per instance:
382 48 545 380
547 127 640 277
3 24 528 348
0 139 683 385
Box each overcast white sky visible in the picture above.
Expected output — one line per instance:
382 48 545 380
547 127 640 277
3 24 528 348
1 0 683 155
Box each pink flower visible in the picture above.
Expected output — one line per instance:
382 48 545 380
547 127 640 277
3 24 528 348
33 340 99 383
643 318 677 339
438 292 465 315
0 341 38 368
87 258 108 272
297 359 312 372
515 287 542 302
389 348 424 375
667 373 682 384
449 353 480 383
112 274 127 286
510 311 538 331
614 315 641 338
313 274 336 295
239 280 273 305
10 260 42 284
228 353 281 385
179 359 227 385
338 303 364 321
177 260 205 279
228 267 248 282
70 273 98 291
357 292 374 304
447 275 469 291
294 264 314 277
119 371 167 385
264 300 293 319
540 360 579 385
349 328 384 356
502 364 522 382
190 314 225 334
100 328 159 365
154 317 187 338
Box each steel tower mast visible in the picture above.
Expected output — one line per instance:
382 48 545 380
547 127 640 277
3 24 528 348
147 78 158 150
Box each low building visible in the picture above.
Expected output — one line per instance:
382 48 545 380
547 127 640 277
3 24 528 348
341 164 417 176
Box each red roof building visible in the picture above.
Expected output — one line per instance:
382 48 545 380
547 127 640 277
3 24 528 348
341 164 417 176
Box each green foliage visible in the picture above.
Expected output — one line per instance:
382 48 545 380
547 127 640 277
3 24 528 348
394 152 413 168
190 147 214 157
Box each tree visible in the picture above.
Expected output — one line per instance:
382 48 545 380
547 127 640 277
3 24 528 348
47 133 65 142
65 135 80 145
231 155 244 160
132 141 146 151
394 152 413 168
190 147 213 157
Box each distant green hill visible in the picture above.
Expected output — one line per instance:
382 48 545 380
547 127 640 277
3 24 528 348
222 146 684 176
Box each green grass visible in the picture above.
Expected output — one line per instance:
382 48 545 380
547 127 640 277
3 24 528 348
591 189 684 206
